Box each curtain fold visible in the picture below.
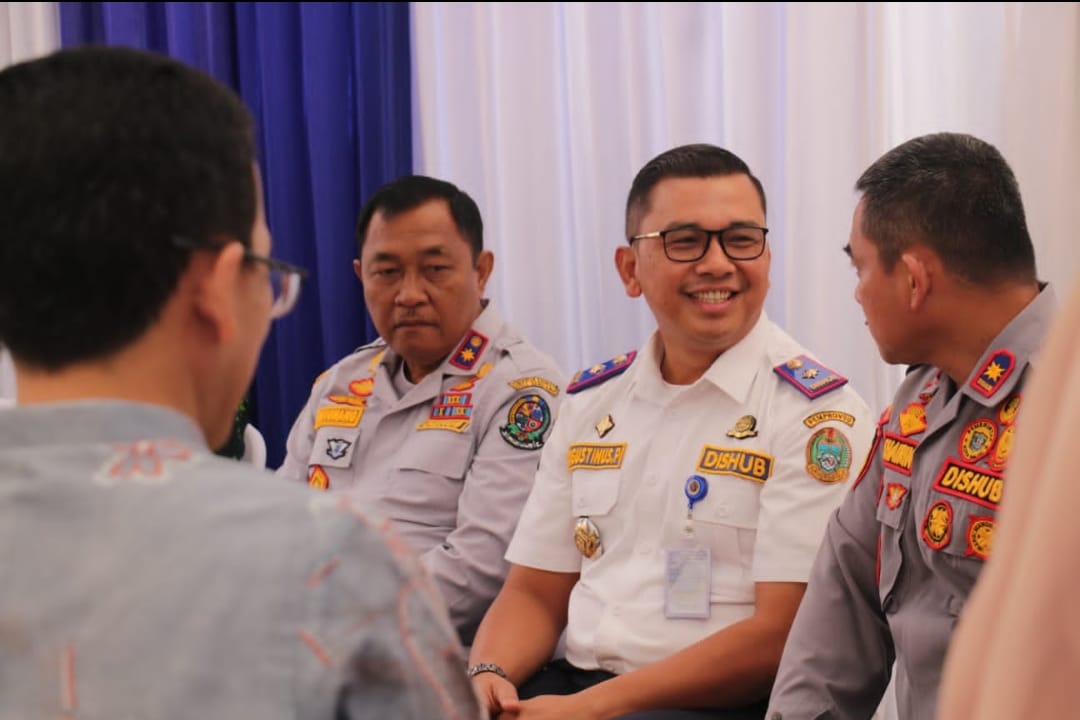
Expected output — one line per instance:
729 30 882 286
59 2 412 467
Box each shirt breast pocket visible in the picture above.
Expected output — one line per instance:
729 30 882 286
570 471 620 517
391 433 475 527
689 477 760 603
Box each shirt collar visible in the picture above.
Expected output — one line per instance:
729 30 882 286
379 299 505 377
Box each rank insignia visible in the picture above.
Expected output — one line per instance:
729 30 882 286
773 355 848 399
567 351 637 394
418 390 475 433
970 349 1016 398
959 419 997 463
727 415 759 439
325 438 352 461
308 465 330 491
921 500 953 550
805 427 853 484
986 425 1015 472
884 482 907 510
899 402 927 437
998 394 1021 426
449 329 489 371
499 394 552 450
965 516 995 560
595 414 615 439
574 516 603 559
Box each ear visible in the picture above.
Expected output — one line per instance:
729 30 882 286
191 241 246 343
615 246 642 298
352 258 364 284
474 250 495 293
899 251 932 311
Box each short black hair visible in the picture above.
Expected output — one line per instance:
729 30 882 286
855 132 1036 285
355 175 483 259
625 143 767 237
0 46 257 371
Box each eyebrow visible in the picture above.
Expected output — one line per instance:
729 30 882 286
369 246 449 264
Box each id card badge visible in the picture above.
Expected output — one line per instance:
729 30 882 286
663 543 711 619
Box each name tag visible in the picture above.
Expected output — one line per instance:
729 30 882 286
567 443 626 471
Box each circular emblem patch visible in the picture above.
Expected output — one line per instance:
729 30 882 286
499 394 552 450
987 425 1015 471
998 395 1021 426
805 427 853 484
966 517 994 560
922 500 953 550
959 419 997 463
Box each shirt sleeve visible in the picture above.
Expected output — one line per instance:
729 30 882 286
276 374 327 484
766 418 895 720
419 364 565 642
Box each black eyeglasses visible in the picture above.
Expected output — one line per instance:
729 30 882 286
173 236 309 319
629 225 768 263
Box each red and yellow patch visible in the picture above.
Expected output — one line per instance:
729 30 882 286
308 465 330 491
899 402 928 437
932 458 1003 510
986 425 1015 472
314 405 363 429
997 394 1021 426
965 515 995 560
881 432 916 475
884 483 907 510
921 500 953 550
959 419 997 464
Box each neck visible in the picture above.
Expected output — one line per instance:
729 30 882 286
658 343 723 385
929 282 1039 385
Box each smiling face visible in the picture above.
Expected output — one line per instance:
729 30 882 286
616 174 770 377
355 198 492 382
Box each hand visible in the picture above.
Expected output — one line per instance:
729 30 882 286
472 672 521 716
506 692 603 720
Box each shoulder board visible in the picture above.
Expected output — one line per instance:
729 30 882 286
566 351 637 395
773 354 849 399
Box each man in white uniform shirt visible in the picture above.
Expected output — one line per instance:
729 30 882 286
466 144 874 719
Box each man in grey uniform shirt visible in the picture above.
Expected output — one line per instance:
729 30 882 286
767 133 1055 719
0 47 479 719
279 175 564 644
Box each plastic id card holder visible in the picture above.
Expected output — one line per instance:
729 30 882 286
663 543 711 619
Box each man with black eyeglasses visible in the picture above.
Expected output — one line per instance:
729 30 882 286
466 143 873 719
0 46 480 718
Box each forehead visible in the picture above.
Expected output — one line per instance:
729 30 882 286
639 175 764 231
363 199 468 258
847 200 875 257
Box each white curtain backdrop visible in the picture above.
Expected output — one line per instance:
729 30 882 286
412 2 1080 416
0 1 59 403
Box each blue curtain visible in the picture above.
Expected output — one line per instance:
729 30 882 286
60 2 412 468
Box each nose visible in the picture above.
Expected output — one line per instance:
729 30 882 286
395 270 427 307
695 234 738 275
853 283 864 306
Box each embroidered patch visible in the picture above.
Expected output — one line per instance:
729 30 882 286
986 425 1015 472
965 516 995 560
898 402 928 437
567 443 627 471
881 432 916 475
567 351 637 394
449 329 489 370
933 458 1003 510
416 418 471 433
595 414 615 439
325 438 352 460
884 483 908 510
803 410 856 428
805 427 853 484
918 372 942 404
970 349 1016 398
726 415 759 439
308 465 330 491
451 362 493 391
94 439 191 487
348 378 374 398
696 445 773 484
959 419 997 464
508 375 560 396
998 394 1021 426
499 394 552 450
922 500 953 550
315 406 363 430
773 355 849 399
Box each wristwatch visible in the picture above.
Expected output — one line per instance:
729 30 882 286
467 662 508 680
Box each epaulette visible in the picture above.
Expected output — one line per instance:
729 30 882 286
566 351 637 395
773 354 848 399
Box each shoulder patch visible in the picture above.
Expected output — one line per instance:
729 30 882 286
509 376 560 396
566 351 637 394
970 349 1016 399
449 329 489 371
773 354 848 399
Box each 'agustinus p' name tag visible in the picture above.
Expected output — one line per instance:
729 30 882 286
664 544 711 619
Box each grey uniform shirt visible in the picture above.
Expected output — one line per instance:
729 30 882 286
767 285 1057 720
278 302 564 643
0 401 481 719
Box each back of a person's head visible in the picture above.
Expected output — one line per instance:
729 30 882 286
855 131 1037 285
354 174 484 259
625 143 767 236
0 46 257 371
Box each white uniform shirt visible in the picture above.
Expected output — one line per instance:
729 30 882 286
506 313 874 674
